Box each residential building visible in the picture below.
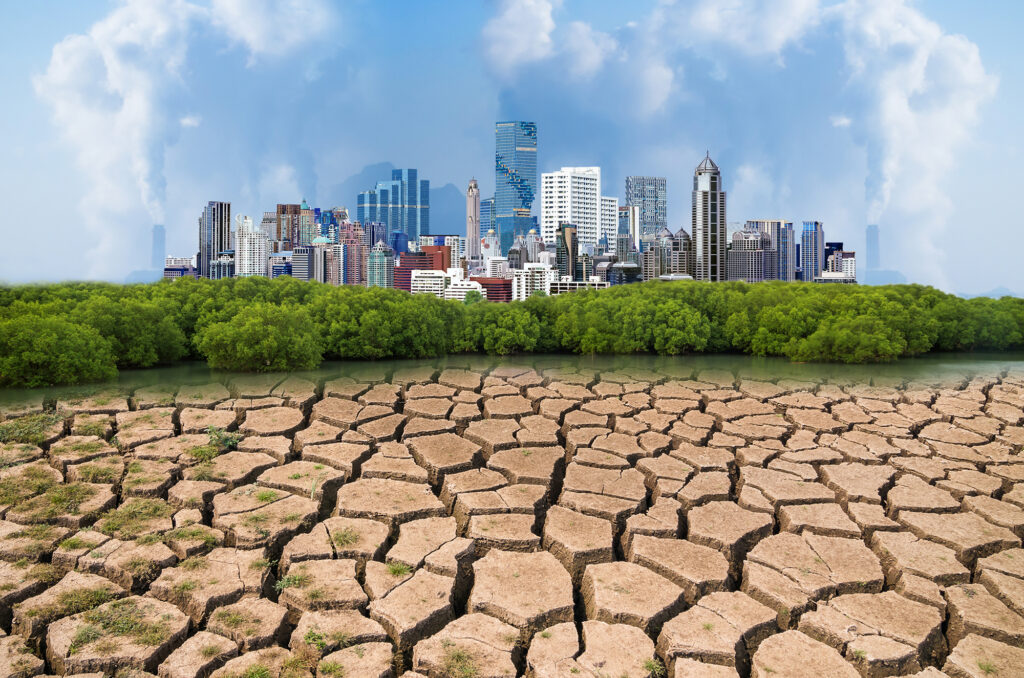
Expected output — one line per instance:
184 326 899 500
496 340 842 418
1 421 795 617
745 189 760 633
422 244 453 271
292 245 314 282
198 200 230 278
541 167 615 251
547 278 610 296
357 169 430 241
394 247 447 292
617 205 640 255
485 256 510 278
367 241 395 288
466 179 481 262
362 222 389 251
625 176 667 243
410 269 449 298
511 263 557 301
801 221 826 281
692 154 726 281
151 224 165 270
608 261 642 285
480 227 500 258
600 195 619 246
495 121 537 253
210 251 235 280
445 278 487 302
236 215 269 277
420 235 464 264
525 228 544 262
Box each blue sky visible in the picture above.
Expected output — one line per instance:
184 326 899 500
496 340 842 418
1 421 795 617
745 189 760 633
1 0 1021 294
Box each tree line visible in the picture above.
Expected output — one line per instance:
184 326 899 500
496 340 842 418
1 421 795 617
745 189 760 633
0 277 1021 387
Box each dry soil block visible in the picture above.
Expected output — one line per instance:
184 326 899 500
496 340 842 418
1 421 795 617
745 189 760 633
468 549 573 640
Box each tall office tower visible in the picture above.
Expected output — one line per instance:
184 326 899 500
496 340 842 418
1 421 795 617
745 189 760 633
507 236 527 270
236 215 269 277
600 196 619 246
692 154 726 282
625 176 667 243
661 228 695 277
495 121 537 254
640 237 670 280
554 223 578 280
357 169 430 240
541 167 603 250
480 197 494 240
151 225 165 270
824 241 844 266
727 225 774 282
291 199 316 246
525 228 544 262
274 203 302 250
466 179 481 262
865 224 880 271
801 221 826 281
367 241 395 288
744 220 789 281
197 201 231 278
617 205 640 255
363 222 389 251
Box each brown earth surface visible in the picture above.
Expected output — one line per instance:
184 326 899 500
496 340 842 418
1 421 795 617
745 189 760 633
1 365 1023 677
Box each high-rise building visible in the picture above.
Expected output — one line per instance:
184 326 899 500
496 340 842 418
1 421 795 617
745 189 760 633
151 224 165 270
801 221 826 281
617 205 640 254
466 179 481 262
727 225 773 282
236 216 269 277
865 224 880 271
209 251 235 280
480 228 500 258
495 121 537 253
480 197 494 242
358 169 430 241
692 154 726 282
541 167 617 252
625 176 667 243
525 229 544 262
197 201 230 278
744 220 792 281
510 263 557 301
600 196 618 246
554 223 578 280
367 241 395 288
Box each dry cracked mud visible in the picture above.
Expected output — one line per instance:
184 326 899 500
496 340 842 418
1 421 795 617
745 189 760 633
2 365 1024 677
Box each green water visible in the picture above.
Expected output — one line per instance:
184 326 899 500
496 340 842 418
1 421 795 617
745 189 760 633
3 353 1024 408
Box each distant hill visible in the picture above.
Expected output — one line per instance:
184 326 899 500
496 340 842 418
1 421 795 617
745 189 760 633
326 163 466 237
959 286 1020 299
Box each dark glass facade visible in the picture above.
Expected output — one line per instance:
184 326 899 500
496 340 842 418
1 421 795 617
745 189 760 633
495 121 537 254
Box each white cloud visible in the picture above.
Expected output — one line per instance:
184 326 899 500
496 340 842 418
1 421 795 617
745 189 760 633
685 0 822 59
179 114 202 128
258 164 303 204
834 0 997 283
563 21 617 79
33 0 201 275
482 0 560 79
830 114 851 127
209 0 336 63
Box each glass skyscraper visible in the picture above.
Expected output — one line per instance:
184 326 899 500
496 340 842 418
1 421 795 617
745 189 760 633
625 176 667 244
495 121 537 254
356 169 429 241
801 221 825 280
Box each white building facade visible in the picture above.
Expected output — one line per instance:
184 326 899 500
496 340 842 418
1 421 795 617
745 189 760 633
236 215 269 277
541 167 618 253
511 263 558 301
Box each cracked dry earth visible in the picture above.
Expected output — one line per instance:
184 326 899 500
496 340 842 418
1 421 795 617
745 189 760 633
1 366 1024 678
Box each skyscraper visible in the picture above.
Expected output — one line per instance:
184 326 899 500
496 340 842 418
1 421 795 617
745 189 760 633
466 179 481 262
747 220 794 281
367 240 395 288
554 223 578 280
495 121 537 253
357 169 430 241
801 221 826 281
727 224 775 282
865 224 880 271
198 201 230 279
625 176 667 243
151 224 165 270
692 154 726 281
541 167 618 252
236 215 269 277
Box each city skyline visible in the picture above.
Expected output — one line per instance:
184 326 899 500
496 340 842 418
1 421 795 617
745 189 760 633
1 1 1021 296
